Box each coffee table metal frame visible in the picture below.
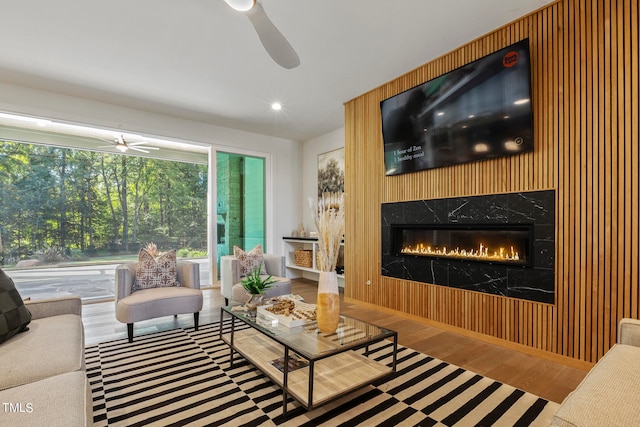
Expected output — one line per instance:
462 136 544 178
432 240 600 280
219 306 398 418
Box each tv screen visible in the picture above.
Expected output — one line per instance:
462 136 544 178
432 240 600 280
381 39 533 176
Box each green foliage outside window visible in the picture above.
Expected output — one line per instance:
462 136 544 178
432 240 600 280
0 141 208 265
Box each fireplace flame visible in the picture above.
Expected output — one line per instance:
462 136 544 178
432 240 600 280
401 243 520 262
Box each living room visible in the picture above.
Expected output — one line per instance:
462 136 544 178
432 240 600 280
1 0 639 425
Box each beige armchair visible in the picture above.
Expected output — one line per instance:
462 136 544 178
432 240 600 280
115 260 203 342
220 254 291 305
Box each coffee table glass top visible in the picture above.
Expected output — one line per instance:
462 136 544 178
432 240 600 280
221 306 396 360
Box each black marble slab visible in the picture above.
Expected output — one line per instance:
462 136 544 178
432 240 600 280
381 190 555 304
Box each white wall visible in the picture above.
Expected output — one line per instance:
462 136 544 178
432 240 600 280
301 127 345 233
0 82 301 258
294 127 345 281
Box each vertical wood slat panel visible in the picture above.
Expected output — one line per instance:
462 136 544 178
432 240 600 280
616 0 627 324
344 0 639 363
631 0 640 322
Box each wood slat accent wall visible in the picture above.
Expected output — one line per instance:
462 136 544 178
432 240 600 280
344 0 639 363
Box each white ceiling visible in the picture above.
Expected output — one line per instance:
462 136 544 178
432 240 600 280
0 0 553 142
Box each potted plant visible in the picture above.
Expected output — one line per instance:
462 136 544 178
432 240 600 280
240 262 277 311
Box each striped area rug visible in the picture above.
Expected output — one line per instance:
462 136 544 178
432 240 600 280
86 320 559 426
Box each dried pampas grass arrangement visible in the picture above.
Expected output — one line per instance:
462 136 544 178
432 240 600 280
311 192 345 272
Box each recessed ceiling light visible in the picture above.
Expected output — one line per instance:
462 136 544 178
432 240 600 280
271 102 282 111
223 0 255 12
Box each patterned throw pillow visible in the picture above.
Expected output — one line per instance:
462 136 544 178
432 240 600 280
0 268 32 344
233 244 267 277
133 249 181 291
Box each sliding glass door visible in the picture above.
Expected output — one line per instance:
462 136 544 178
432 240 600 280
215 152 265 277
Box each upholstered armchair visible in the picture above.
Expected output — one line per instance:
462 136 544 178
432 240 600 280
220 253 291 305
115 260 203 342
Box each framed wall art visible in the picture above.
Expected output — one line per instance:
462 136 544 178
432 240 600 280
317 148 344 196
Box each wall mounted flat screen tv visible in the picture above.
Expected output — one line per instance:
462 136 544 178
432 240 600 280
380 39 534 176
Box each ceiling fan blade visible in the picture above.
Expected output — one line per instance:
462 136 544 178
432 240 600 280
127 142 159 150
129 146 150 153
245 2 300 69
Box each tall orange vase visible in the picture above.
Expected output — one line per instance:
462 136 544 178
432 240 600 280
317 271 340 333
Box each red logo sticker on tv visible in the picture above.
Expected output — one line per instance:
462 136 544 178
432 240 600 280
503 51 519 68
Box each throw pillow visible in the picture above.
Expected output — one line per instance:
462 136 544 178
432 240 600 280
133 249 181 291
0 268 32 344
233 244 267 277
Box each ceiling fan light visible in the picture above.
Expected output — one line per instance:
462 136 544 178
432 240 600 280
224 0 255 12
116 144 128 152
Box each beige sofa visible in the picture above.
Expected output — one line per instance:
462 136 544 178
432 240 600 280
552 318 640 426
0 296 92 426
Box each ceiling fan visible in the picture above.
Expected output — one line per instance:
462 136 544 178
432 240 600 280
98 134 160 154
224 0 300 69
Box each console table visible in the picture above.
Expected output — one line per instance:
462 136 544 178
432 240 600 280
219 306 397 417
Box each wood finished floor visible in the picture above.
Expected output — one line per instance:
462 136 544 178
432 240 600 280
82 278 587 404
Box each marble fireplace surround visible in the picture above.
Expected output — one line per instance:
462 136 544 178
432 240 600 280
381 190 555 304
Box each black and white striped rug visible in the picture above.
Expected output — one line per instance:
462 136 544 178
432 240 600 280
86 320 559 426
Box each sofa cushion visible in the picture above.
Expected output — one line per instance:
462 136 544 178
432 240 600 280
0 268 32 344
0 371 91 427
134 248 181 291
233 244 267 276
552 344 640 426
0 314 84 391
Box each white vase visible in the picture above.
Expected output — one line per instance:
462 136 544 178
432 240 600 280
317 271 340 333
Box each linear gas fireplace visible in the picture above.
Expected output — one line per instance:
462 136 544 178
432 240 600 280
392 224 533 267
381 190 555 303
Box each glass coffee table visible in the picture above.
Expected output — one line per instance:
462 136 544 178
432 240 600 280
219 306 398 417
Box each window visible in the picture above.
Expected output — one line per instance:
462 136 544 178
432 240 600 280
0 139 208 300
